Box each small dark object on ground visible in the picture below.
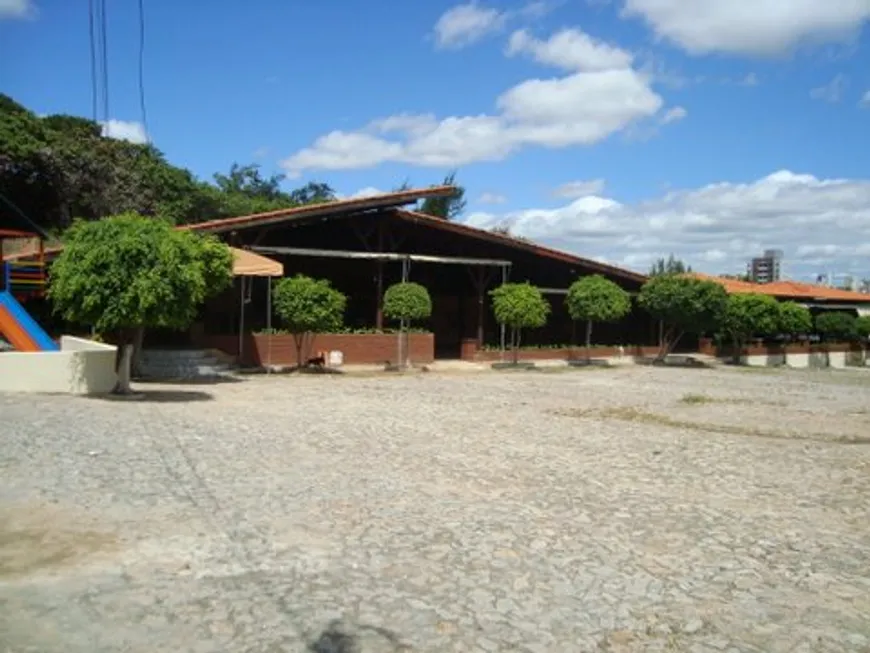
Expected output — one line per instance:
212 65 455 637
305 355 326 369
491 361 536 371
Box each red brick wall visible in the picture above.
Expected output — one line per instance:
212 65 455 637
199 333 434 367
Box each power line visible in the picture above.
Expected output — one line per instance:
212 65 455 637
98 0 109 123
87 0 97 122
137 0 149 143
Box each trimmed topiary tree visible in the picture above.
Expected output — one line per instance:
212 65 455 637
815 311 858 343
49 212 234 394
489 282 550 365
382 281 432 368
565 275 631 361
637 275 728 362
777 301 813 341
720 293 781 364
272 275 346 368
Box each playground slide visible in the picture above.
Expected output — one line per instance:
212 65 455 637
0 291 59 352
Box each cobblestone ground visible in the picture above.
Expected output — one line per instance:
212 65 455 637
1 365 869 652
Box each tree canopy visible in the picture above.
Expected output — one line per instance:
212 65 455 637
565 275 631 356
777 302 813 339
856 315 870 340
382 282 432 325
649 254 691 277
815 312 858 343
272 275 347 366
719 293 781 362
419 171 466 220
490 283 550 364
638 275 728 360
0 94 336 233
48 212 234 391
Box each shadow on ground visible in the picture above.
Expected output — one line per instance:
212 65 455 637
309 620 410 653
89 389 214 403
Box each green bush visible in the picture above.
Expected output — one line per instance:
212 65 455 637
382 282 432 327
815 312 858 343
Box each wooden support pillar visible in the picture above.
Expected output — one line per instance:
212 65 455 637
476 267 485 346
375 220 385 329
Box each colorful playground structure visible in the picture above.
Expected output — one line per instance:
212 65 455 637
0 231 58 352
0 225 116 394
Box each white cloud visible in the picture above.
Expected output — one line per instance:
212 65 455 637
348 186 386 199
738 72 759 86
0 0 34 19
810 73 848 102
478 192 507 204
462 170 870 279
506 28 634 71
432 1 553 49
281 28 670 176
553 179 606 199
620 0 870 56
659 106 687 124
860 90 870 108
100 120 148 144
432 3 507 49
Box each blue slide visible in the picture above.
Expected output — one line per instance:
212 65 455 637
0 290 59 352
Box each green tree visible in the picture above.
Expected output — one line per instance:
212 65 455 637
48 212 234 393
383 282 432 368
638 275 728 361
856 315 870 340
565 275 631 360
649 254 691 277
419 171 466 220
777 302 812 341
272 275 347 368
489 283 550 365
815 312 858 343
720 293 781 364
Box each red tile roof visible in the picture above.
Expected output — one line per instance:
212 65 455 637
689 273 870 303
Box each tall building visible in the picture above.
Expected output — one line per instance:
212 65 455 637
747 249 783 284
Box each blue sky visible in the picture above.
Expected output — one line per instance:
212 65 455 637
2 0 870 282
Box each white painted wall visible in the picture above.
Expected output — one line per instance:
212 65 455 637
0 336 117 395
737 350 860 369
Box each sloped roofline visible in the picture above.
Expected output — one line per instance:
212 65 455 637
183 185 456 234
391 209 648 284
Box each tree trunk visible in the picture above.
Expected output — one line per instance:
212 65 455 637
131 326 145 378
732 335 742 365
112 328 134 394
293 332 305 370
585 319 593 362
511 327 519 366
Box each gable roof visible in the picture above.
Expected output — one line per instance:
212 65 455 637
689 273 870 303
391 209 647 283
184 186 456 234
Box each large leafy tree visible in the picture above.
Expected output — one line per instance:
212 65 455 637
48 212 234 393
776 302 812 341
489 283 550 365
720 293 781 363
565 275 631 360
383 282 433 368
0 94 336 232
272 275 347 368
419 171 466 220
815 312 858 343
638 275 728 361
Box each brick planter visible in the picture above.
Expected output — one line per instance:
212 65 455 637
470 345 661 362
199 332 434 367
698 338 866 368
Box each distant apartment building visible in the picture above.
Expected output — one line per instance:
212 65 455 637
747 249 783 284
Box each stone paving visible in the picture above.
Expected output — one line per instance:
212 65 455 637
1 365 869 652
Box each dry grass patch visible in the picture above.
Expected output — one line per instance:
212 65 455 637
555 406 870 444
679 393 785 407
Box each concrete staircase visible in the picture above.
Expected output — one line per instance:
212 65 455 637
137 348 237 381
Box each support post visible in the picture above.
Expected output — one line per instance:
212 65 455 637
499 264 508 362
238 277 245 362
266 277 273 373
375 219 385 329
